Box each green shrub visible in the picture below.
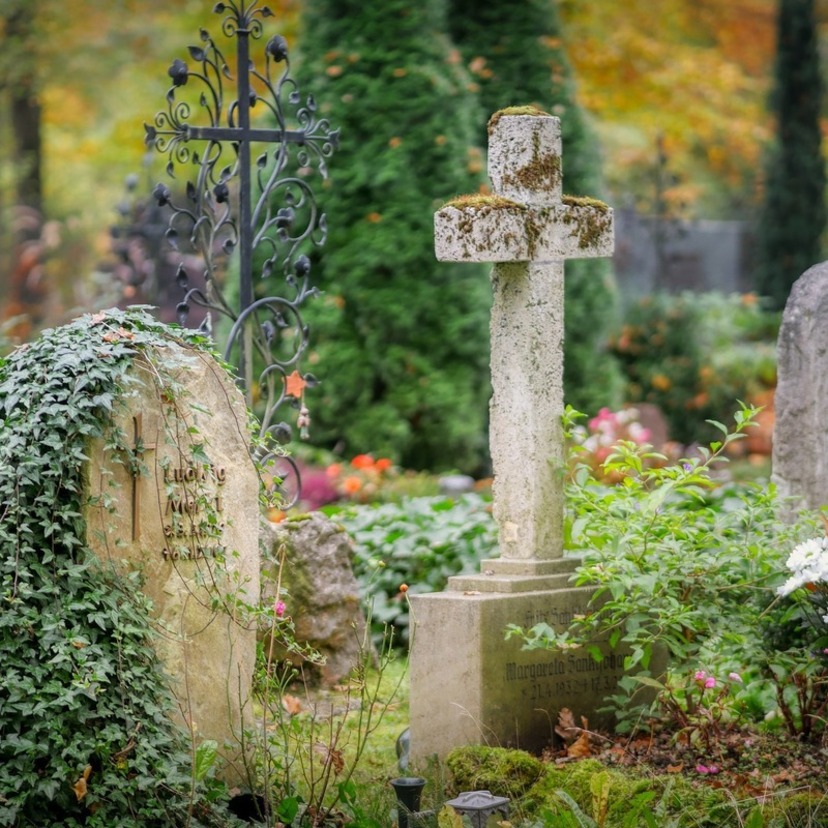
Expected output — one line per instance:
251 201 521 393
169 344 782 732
328 494 497 645
296 0 492 474
511 406 826 747
608 292 779 444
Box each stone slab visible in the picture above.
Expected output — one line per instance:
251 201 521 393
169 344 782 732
447 572 575 593
481 557 579 576
409 586 627 763
84 343 259 781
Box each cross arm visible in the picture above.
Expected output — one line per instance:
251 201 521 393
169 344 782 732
434 194 613 264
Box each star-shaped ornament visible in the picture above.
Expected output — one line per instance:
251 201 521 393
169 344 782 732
284 370 307 398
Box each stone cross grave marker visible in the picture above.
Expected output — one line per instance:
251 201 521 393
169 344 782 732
85 341 260 783
410 110 624 762
773 261 828 517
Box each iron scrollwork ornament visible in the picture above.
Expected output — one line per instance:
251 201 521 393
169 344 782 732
144 0 339 506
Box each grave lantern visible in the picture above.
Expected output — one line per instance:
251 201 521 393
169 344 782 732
445 790 511 828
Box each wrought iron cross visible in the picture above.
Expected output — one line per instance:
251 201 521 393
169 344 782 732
143 0 339 504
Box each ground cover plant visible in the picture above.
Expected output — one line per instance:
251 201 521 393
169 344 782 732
608 292 778 446
327 493 496 647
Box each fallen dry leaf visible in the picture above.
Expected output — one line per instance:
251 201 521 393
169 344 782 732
72 765 92 802
282 694 303 715
313 742 345 774
567 731 592 758
555 707 579 743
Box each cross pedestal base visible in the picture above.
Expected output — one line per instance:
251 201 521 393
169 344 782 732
409 580 625 764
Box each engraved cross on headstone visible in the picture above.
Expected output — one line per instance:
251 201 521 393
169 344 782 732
130 413 156 542
434 110 613 566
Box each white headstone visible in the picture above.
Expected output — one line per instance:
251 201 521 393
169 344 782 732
411 110 621 762
85 342 260 782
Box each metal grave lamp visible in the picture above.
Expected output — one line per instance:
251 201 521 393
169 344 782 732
390 776 428 828
143 0 339 504
444 790 511 828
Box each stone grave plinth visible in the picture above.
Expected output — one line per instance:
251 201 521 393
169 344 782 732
85 342 260 781
410 109 623 764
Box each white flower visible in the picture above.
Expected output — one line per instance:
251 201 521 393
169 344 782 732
778 537 828 596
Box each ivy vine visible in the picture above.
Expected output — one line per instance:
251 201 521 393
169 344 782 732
0 308 244 826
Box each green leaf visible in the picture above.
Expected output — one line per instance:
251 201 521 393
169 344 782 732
277 795 301 823
194 739 218 781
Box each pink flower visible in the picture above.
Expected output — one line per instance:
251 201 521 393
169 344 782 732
728 672 743 683
274 600 286 617
694 670 707 682
696 764 720 775
704 676 716 689
589 407 618 433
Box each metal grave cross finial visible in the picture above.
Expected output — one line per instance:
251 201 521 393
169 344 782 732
434 110 613 565
130 413 157 542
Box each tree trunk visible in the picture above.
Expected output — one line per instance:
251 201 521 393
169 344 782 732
5 5 43 216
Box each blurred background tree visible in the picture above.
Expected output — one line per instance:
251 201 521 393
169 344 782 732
755 0 826 310
295 0 492 472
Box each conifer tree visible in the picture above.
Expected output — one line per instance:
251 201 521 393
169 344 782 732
296 0 491 472
447 0 623 413
756 0 826 310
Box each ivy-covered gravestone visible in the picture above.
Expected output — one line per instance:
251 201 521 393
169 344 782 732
83 313 261 774
0 309 260 823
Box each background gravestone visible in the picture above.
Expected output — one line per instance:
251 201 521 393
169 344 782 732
85 341 260 780
260 512 372 685
772 261 828 516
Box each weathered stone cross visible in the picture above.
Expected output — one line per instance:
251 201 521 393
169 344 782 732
435 109 613 567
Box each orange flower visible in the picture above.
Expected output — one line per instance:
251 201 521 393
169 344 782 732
342 476 363 494
374 457 393 472
326 463 342 479
267 508 286 523
351 454 374 470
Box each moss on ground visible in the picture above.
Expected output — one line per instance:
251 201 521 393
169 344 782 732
440 747 796 827
445 745 544 801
